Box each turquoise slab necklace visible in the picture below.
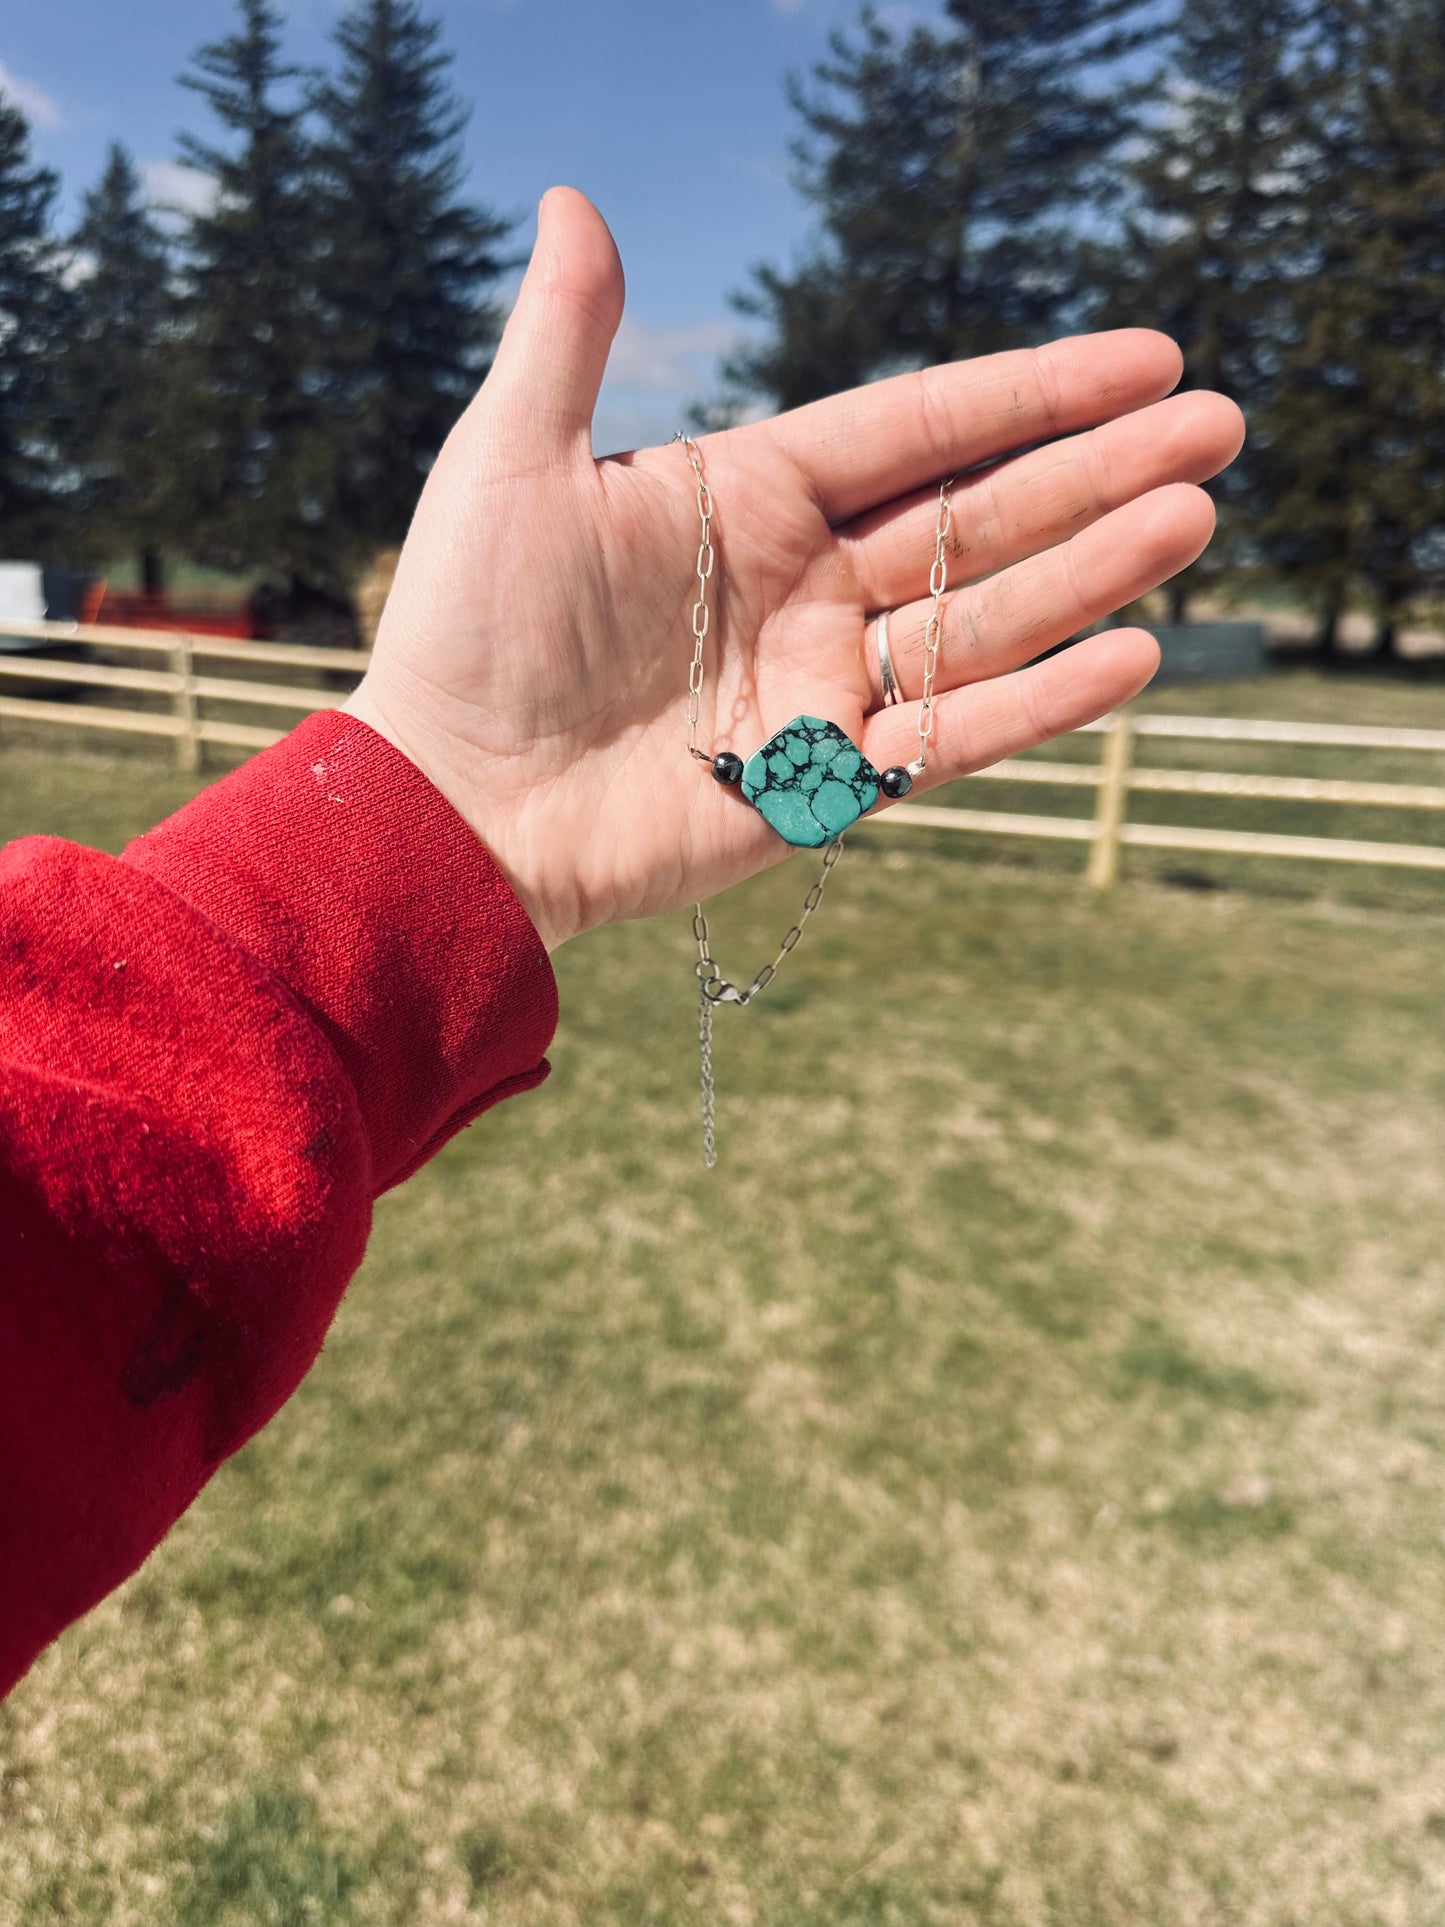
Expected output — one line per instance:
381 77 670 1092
677 435 955 1167
740 715 881 846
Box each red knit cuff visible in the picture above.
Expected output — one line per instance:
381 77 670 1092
121 710 559 1190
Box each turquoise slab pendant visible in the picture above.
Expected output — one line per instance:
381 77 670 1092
740 715 880 848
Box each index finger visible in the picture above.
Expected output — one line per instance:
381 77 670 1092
756 329 1185 524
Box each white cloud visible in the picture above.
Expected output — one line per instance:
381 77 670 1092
743 151 792 190
592 400 677 459
591 319 740 456
604 317 737 394
139 160 218 219
873 3 930 31
0 58 63 130
59 246 92 290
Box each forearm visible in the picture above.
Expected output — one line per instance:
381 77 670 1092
0 712 557 1697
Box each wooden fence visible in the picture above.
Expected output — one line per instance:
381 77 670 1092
3 619 1444 888
887 711 1445 885
0 619 369 774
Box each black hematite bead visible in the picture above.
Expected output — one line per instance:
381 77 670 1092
880 766 913 798
712 751 745 786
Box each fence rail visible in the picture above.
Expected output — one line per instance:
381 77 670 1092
0 617 366 772
0 616 371 674
884 710 1445 885
3 619 1445 887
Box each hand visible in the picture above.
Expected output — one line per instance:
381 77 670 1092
345 188 1245 953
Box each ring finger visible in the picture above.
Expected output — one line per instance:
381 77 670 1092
861 482 1215 708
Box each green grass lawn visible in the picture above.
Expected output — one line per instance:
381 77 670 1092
3 676 1445 1925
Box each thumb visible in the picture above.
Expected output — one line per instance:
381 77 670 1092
484 186 625 452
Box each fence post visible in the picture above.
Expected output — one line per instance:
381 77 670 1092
169 636 201 773
1086 712 1134 890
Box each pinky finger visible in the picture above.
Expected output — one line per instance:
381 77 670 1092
860 627 1160 790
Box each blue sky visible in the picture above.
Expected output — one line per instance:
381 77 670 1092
2 0 928 452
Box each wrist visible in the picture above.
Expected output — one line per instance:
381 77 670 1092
340 684 573 954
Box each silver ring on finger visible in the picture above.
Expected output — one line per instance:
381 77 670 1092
877 610 903 706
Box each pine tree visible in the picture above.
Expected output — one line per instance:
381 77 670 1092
1244 6 1374 650
0 87 68 555
1331 0 1445 653
1102 0 1318 620
311 0 513 560
176 0 332 587
65 145 176 589
724 0 1154 412
1247 0 1445 654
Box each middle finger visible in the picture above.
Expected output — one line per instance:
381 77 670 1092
839 389 1244 611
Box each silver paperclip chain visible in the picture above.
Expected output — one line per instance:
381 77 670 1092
909 473 956 778
675 434 848 1168
675 435 954 1166
680 439 715 767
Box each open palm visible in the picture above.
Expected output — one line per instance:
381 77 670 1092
347 189 1245 952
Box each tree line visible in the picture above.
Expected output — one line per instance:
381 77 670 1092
2 0 1443 649
0 0 511 598
724 0 1445 652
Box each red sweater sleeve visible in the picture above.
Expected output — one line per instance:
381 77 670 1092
0 710 558 1699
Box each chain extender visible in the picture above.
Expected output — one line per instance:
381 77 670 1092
692 841 845 1167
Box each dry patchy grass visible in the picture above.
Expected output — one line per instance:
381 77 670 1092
2 683 1445 1925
